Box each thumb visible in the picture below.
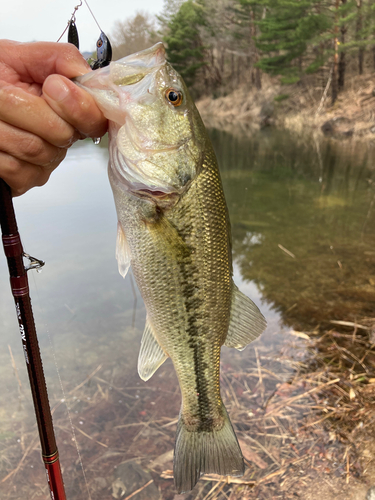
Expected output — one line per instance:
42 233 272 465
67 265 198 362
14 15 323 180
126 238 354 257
43 74 107 139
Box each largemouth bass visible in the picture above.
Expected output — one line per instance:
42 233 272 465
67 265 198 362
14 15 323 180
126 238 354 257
76 43 266 493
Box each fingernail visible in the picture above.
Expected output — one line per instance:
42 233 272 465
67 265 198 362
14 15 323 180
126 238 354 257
43 76 70 102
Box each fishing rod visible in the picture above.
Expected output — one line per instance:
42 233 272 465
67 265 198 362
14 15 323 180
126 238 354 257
0 4 112 497
0 179 67 500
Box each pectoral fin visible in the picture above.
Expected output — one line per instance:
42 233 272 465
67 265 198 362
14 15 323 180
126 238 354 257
138 318 168 381
116 221 131 278
224 284 267 351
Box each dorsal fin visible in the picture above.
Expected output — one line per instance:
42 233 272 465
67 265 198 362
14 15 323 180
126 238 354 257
138 318 168 381
224 284 267 351
116 221 131 278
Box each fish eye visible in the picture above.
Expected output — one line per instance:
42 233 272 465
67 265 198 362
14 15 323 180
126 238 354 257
97 39 103 48
165 88 183 106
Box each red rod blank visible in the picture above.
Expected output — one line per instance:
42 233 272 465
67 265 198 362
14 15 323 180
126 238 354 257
0 179 67 500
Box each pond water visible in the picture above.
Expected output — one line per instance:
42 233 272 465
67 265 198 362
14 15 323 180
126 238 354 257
0 129 374 499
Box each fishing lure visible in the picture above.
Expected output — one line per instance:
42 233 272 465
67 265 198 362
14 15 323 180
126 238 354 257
91 32 112 69
57 1 82 47
68 20 79 49
58 0 112 69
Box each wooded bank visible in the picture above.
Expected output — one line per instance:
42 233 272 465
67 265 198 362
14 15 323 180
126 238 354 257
112 0 375 107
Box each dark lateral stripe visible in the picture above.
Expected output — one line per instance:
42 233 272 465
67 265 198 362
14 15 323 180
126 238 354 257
176 227 214 429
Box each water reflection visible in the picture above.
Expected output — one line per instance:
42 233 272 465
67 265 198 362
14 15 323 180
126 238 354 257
0 130 374 499
211 129 375 329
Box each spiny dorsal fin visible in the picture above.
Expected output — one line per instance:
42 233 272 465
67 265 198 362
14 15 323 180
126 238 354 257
138 318 168 381
116 221 131 278
224 284 267 351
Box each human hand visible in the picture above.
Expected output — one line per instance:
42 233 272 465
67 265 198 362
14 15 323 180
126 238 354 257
0 40 108 196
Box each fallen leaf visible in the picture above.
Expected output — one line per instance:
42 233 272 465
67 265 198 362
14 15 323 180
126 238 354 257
275 382 294 398
289 330 310 340
149 449 174 469
238 439 268 469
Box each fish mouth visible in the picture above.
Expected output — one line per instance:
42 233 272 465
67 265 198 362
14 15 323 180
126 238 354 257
110 134 183 205
76 43 166 88
116 43 166 68
73 43 167 125
109 118 193 203
131 187 180 209
109 44 166 90
136 188 179 201
137 188 173 197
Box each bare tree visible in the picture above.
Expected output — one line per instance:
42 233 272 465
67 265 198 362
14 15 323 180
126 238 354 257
111 12 158 61
338 0 347 91
158 0 185 29
355 0 364 74
331 0 340 105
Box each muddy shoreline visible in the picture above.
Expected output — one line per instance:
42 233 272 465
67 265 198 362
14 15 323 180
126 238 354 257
196 73 375 144
1 320 374 500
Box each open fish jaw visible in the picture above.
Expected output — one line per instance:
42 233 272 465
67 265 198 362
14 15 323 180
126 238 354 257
76 43 204 198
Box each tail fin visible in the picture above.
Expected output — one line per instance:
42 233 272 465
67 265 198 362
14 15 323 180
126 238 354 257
173 405 244 493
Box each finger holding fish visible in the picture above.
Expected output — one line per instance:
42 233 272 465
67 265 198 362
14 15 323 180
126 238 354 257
0 84 78 147
0 40 107 195
42 75 107 139
0 90 70 195
0 40 90 86
0 84 74 195
0 149 66 196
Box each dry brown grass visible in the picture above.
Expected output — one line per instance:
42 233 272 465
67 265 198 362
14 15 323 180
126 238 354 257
196 72 375 144
1 316 375 500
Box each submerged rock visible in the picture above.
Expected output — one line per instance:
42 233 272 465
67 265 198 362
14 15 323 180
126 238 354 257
112 460 161 500
260 101 275 128
367 485 375 500
321 116 354 139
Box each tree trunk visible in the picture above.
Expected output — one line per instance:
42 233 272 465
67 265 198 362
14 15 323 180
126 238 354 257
356 0 364 74
255 68 262 90
338 0 347 90
230 51 235 90
332 0 340 105
211 49 222 87
338 43 346 90
359 47 364 74
250 9 262 90
220 50 225 76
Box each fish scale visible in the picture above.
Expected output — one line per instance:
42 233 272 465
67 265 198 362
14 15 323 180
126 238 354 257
76 42 266 493
111 141 236 467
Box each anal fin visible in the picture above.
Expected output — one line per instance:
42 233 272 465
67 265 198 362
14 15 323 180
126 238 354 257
224 284 267 351
116 221 131 278
138 318 168 381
